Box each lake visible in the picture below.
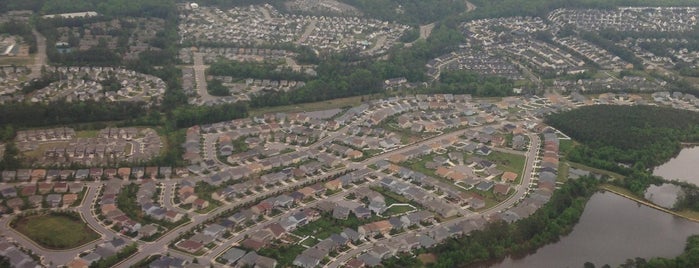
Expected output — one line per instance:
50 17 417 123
490 192 699 268
653 146 699 185
644 183 683 209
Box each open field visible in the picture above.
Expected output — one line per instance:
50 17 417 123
0 55 34 66
75 130 99 138
250 95 366 116
486 151 526 181
12 213 99 249
22 141 69 159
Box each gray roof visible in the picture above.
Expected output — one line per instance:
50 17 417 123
221 247 246 264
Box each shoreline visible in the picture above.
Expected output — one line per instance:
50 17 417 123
599 184 699 223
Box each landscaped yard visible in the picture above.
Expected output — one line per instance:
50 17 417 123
382 204 416 216
12 212 99 249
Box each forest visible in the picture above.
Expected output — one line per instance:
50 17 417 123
434 70 517 96
0 101 148 128
207 60 313 82
385 176 601 267
546 105 699 164
0 21 37 53
339 0 465 25
546 105 699 194
579 31 644 70
249 23 465 107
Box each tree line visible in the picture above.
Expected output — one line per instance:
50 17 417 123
614 235 699 267
339 0 465 25
384 176 601 267
208 60 313 82
0 20 37 53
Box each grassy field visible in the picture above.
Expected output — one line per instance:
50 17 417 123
486 151 526 181
557 161 570 182
292 217 346 239
250 95 365 116
75 130 99 138
0 55 34 66
22 141 69 159
13 213 99 249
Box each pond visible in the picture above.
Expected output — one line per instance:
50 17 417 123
653 146 699 185
644 183 683 209
489 192 699 268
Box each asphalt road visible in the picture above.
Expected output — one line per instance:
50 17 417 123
327 133 540 267
0 183 115 266
193 53 216 102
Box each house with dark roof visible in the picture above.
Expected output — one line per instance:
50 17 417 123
220 247 246 265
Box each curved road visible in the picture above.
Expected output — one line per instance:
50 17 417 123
328 133 540 267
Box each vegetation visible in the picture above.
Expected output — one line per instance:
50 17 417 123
0 100 148 128
11 211 99 249
208 60 312 82
207 79 230 97
432 70 517 97
617 235 699 267
0 20 37 53
546 105 699 173
257 244 306 268
384 176 601 267
579 31 644 70
116 183 187 230
172 103 248 129
89 243 139 268
339 0 465 25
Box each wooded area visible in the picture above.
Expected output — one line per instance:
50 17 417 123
546 105 699 194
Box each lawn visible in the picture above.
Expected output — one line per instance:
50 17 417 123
0 55 34 66
405 155 437 178
486 151 526 179
76 130 99 138
383 204 416 216
22 141 69 159
257 244 306 267
12 212 99 249
293 213 383 240
292 217 344 239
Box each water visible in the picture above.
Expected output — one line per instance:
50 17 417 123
491 192 699 268
653 146 699 185
644 183 683 209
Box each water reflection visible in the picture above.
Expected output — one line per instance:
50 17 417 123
490 192 699 268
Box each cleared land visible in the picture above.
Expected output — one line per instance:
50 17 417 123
13 213 99 249
250 95 365 116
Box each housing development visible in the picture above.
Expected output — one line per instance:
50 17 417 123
2 0 699 268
